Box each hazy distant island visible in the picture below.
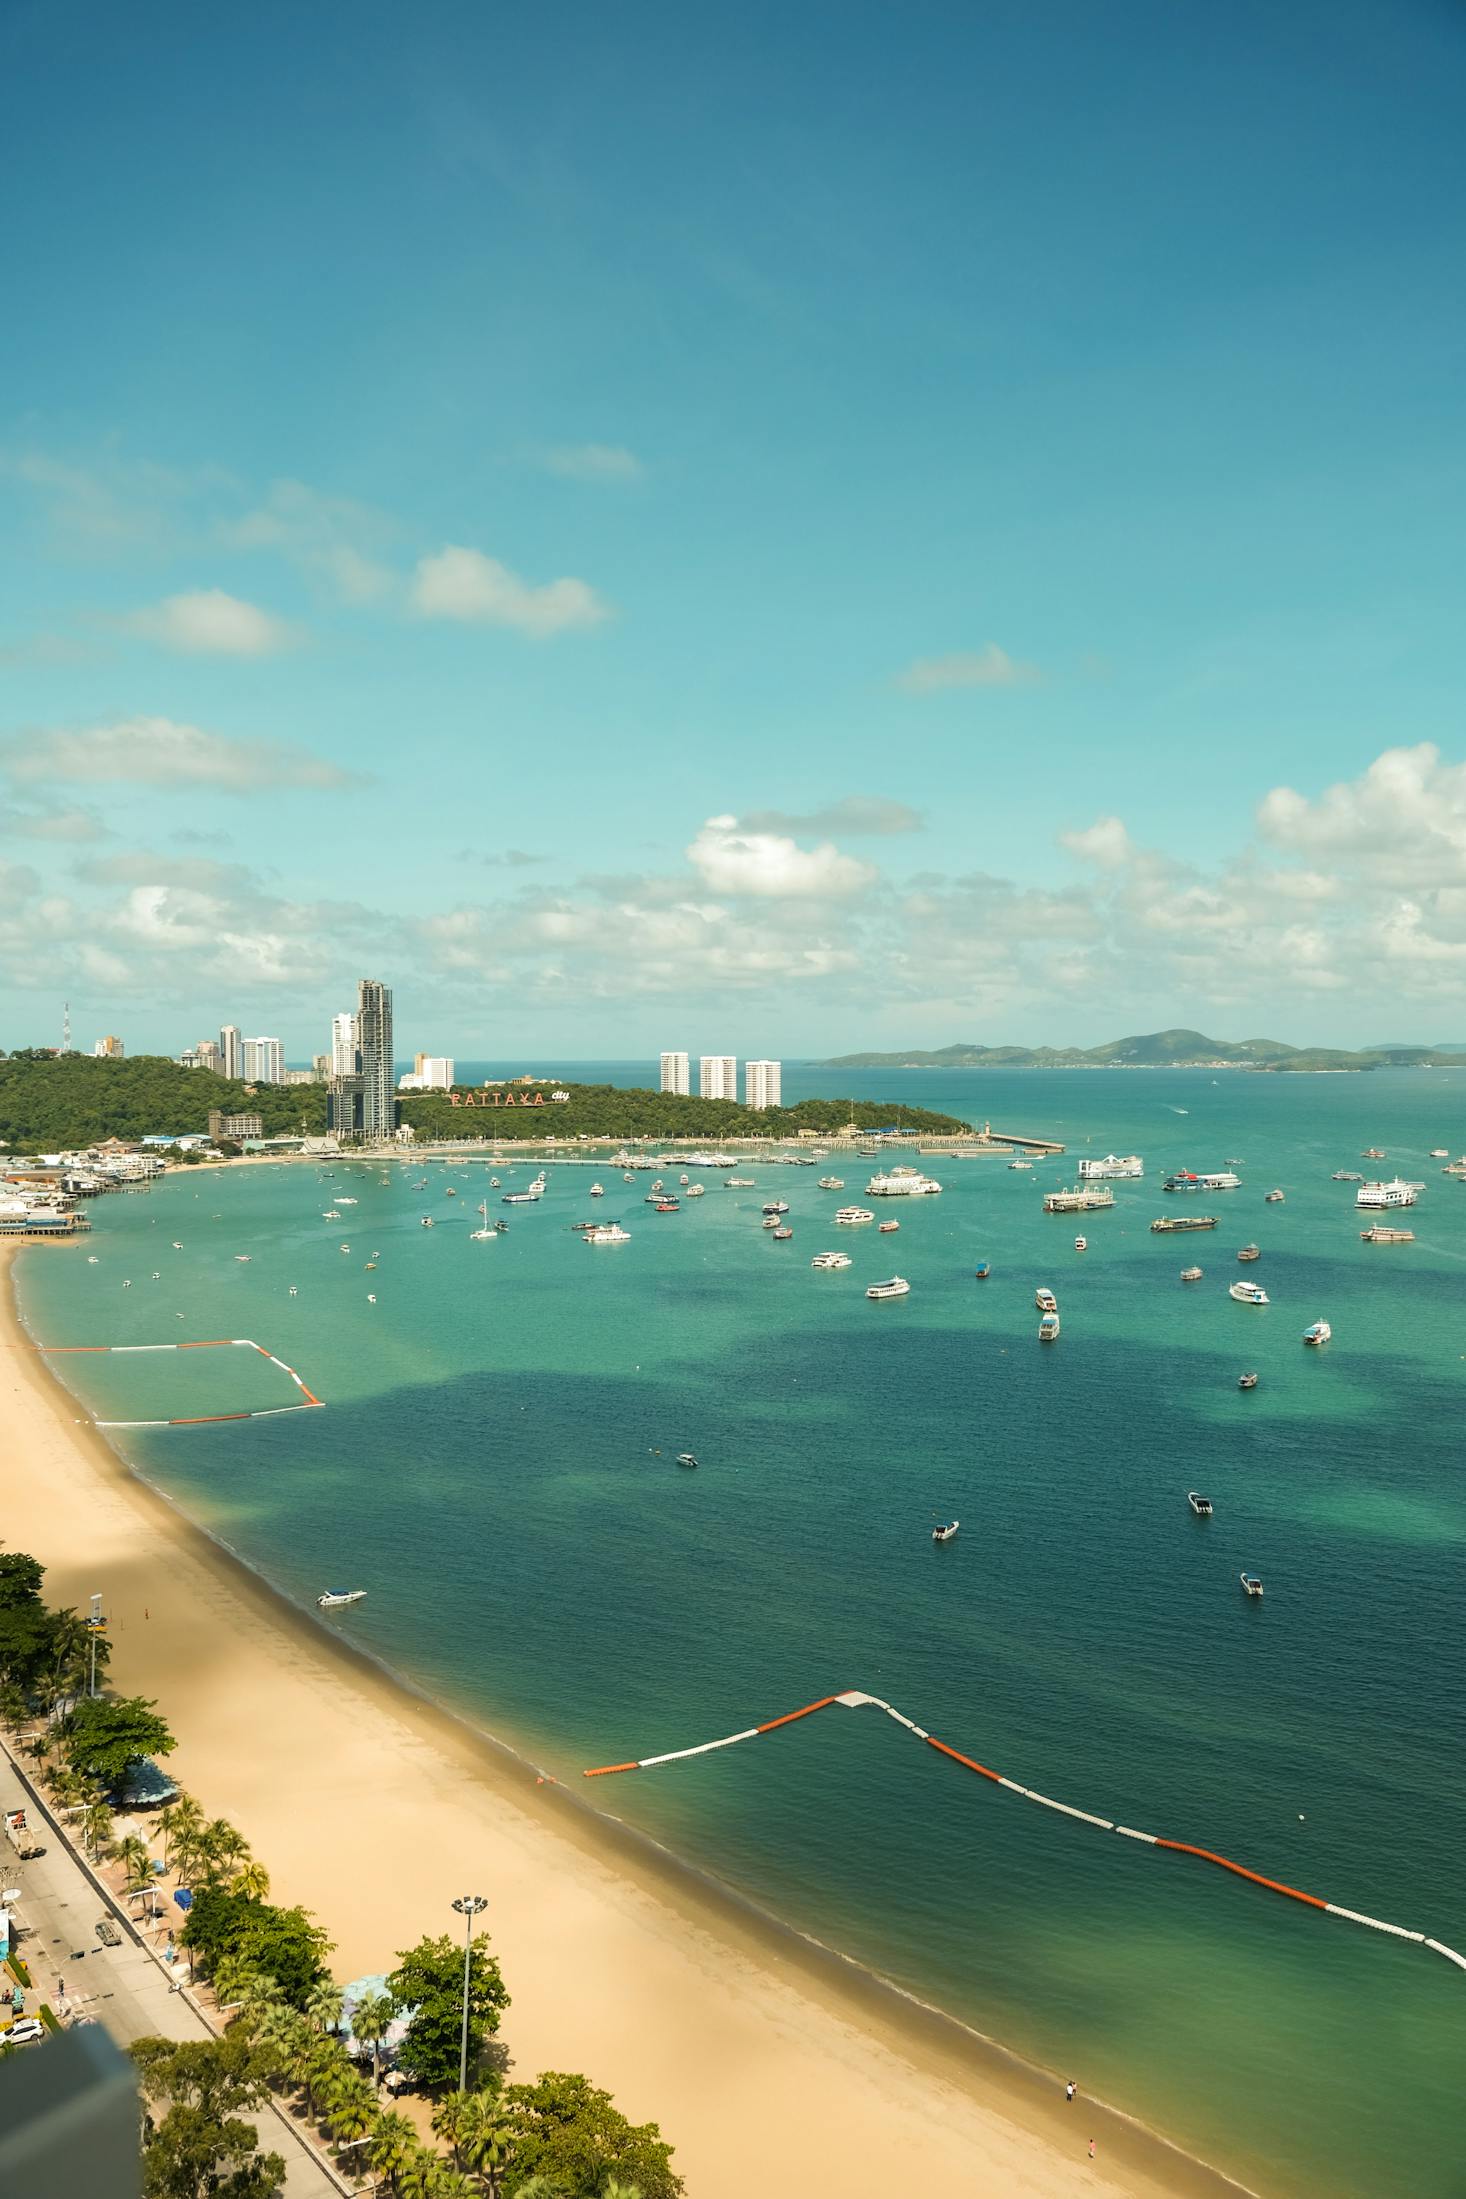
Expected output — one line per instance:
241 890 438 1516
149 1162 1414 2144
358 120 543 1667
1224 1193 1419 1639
815 1027 1466 1074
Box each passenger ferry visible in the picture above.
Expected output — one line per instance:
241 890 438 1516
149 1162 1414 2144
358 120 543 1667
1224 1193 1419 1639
585 1223 630 1244
1151 1215 1218 1233
1360 1225 1414 1243
866 1275 911 1301
1355 1179 1419 1209
1302 1320 1332 1345
1181 1266 1204 1281
866 1168 942 1197
1163 1170 1240 1193
1077 1154 1143 1179
1229 1280 1269 1305
762 1201 790 1215
817 1176 845 1190
1042 1185 1114 1213
810 1250 852 1269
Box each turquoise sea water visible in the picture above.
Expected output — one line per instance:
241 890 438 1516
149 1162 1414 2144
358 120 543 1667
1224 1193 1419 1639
16 1066 1466 2198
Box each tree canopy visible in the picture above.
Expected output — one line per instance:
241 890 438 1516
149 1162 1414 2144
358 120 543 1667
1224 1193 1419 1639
62 1693 175 1784
131 2031 285 2199
0 1553 110 1706
502 2071 683 2198
387 1930 510 2091
180 1888 333 2010
399 1082 968 1145
0 1051 326 1149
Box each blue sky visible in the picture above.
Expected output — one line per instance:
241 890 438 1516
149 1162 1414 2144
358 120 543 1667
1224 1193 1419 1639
3 0 1464 1060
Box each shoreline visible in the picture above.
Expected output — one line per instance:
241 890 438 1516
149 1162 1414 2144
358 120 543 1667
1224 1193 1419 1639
2 1239 1255 2199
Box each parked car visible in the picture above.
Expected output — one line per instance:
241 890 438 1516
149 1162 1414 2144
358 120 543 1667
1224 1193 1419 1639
0 2018 45 2045
94 1918 122 1948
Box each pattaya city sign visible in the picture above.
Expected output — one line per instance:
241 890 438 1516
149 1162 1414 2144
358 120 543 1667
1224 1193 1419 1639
449 1089 571 1108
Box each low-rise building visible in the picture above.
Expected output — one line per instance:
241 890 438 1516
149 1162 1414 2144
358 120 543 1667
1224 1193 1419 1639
207 1109 264 1142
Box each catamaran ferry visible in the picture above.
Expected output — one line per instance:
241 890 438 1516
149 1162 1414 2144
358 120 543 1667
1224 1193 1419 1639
1077 1154 1143 1179
1355 1178 1419 1209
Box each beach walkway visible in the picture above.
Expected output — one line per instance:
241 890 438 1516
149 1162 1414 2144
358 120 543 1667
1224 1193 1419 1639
1 1747 344 2196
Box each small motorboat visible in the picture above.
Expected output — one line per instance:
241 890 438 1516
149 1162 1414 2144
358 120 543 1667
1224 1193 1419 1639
932 1521 960 1544
686 1184 706 1197
772 1226 793 1240
420 1217 435 1228
1240 1573 1264 1598
588 1183 605 1197
1181 1266 1204 1281
1302 1320 1332 1346
973 1261 991 1279
171 1241 183 1250
878 1219 900 1233
367 1293 377 1304
1430 1148 1449 1159
1237 1244 1261 1262
87 1255 98 1264
233 1255 251 1263
1238 1371 1259 1390
675 1452 699 1469
1074 1235 1087 1252
762 1201 790 1216
317 1589 366 1610
1008 1157 1032 1170
1265 1189 1285 1203
1188 1492 1213 1517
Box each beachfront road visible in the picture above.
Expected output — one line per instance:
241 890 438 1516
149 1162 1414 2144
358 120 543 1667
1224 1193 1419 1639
1 1747 343 2196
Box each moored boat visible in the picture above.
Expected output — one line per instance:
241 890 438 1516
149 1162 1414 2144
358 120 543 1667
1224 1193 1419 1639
931 1521 959 1544
675 1452 698 1469
1265 1189 1285 1203
835 1206 875 1224
878 1219 900 1233
817 1176 844 1190
1229 1280 1269 1305
317 1589 366 1610
973 1260 991 1279
1187 1492 1213 1517
1181 1266 1204 1281
1237 1244 1261 1262
1302 1320 1332 1345
1360 1225 1414 1243
1240 1573 1264 1598
1238 1371 1259 1389
866 1275 911 1300
1039 1310 1061 1341
810 1250 852 1269
1073 1235 1087 1252
1034 1287 1057 1312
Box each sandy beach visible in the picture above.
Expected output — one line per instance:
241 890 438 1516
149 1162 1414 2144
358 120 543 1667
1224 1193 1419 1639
1 1239 1250 2199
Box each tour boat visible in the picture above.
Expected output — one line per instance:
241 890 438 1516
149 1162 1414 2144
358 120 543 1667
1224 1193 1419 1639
762 1201 790 1216
1008 1157 1032 1170
686 1185 706 1197
1238 1371 1259 1389
866 1168 942 1197
1035 1287 1057 1312
811 1250 852 1269
1302 1320 1332 1345
1181 1266 1204 1281
931 1521 960 1544
772 1225 794 1240
866 1276 911 1300
1039 1310 1061 1340
762 1215 781 1229
1150 1215 1218 1232
1355 1179 1418 1209
317 1589 366 1610
1229 1280 1269 1305
1163 1170 1240 1193
878 1219 900 1233
1077 1154 1144 1180
1074 1235 1087 1252
973 1261 991 1279
1239 1574 1264 1598
836 1206 875 1224
1188 1492 1213 1517
675 1452 698 1469
725 1177 756 1187
1237 1244 1261 1262
817 1176 844 1190
586 1224 630 1244
1360 1225 1414 1243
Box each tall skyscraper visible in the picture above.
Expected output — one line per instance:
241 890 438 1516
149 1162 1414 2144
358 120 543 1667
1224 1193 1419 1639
745 1059 782 1109
698 1055 737 1101
219 1025 241 1079
242 1036 284 1084
331 1012 359 1077
659 1051 690 1095
357 978 395 1140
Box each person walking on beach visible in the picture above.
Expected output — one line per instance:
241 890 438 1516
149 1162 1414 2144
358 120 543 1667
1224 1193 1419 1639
1065 2079 1076 2103
1089 2138 1096 2159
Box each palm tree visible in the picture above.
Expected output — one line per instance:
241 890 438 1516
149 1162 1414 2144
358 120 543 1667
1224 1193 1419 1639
454 2093 514 2196
306 1976 345 2036
81 1798 113 1859
395 2150 452 2199
0 1680 29 1731
351 1989 395 2088
197 1817 250 1887
234 1856 271 1901
599 2183 645 2199
158 1792 203 1875
432 2091 470 2166
324 2066 378 2154
365 2110 418 2195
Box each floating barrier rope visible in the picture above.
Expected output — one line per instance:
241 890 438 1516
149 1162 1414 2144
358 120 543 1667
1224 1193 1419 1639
585 1689 1466 1975
37 1337 324 1426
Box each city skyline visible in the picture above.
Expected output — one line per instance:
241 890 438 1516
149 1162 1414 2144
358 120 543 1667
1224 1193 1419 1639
2 5 1463 1054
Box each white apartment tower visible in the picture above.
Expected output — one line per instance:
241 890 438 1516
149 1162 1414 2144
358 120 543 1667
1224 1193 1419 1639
242 1036 284 1085
219 1024 241 1079
698 1055 737 1102
331 1012 360 1077
659 1051 690 1095
745 1059 782 1109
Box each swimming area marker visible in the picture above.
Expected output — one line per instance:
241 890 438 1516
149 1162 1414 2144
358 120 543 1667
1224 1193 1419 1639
37 1337 324 1426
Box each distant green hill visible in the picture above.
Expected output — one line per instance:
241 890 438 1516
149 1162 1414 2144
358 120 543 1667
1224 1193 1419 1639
816 1028 1457 1073
0 1050 327 1150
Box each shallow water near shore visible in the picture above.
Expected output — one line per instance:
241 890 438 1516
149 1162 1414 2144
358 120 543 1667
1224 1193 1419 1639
18 1065 1466 2199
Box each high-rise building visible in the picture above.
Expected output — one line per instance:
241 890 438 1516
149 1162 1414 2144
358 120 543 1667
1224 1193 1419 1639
659 1051 690 1095
241 1036 284 1084
745 1059 782 1109
196 1037 223 1073
698 1055 737 1102
331 1013 360 1077
357 979 395 1140
311 1052 330 1080
219 1025 241 1079
93 1035 124 1059
399 1053 453 1091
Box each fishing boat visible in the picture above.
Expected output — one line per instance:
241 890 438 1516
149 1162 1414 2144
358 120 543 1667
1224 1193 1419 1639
931 1521 960 1544
1238 1371 1259 1389
1188 1492 1213 1517
1035 1287 1057 1312
1039 1310 1061 1341
675 1452 698 1469
1229 1280 1269 1305
1074 1235 1087 1252
811 1250 852 1269
973 1261 990 1279
1302 1320 1332 1345
317 1589 366 1610
1239 1573 1264 1598
1181 1266 1204 1281
1237 1244 1261 1262
866 1276 911 1300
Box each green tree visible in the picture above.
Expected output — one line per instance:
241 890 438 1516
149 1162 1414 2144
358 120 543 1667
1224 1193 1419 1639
180 1886 333 2008
387 1931 510 2093
306 1975 345 2034
159 1792 204 1875
366 2109 419 2194
61 1692 175 1785
501 2074 681 2199
235 1857 271 1902
117 1832 157 1908
458 2091 516 2196
350 1988 395 2087
131 2031 286 2199
323 2064 379 2155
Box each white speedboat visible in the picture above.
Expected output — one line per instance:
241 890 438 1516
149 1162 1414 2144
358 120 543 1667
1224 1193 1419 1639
1188 1492 1213 1517
1240 1573 1264 1598
810 1250 852 1269
932 1521 959 1544
835 1206 875 1225
1229 1281 1269 1305
590 1183 604 1197
1074 1235 1087 1252
866 1276 910 1300
1265 1189 1285 1203
1008 1157 1032 1170
317 1589 365 1610
686 1184 706 1197
725 1177 756 1187
1302 1320 1332 1345
675 1452 698 1468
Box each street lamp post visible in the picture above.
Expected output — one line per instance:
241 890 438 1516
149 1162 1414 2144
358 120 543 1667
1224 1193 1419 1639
450 1894 488 2094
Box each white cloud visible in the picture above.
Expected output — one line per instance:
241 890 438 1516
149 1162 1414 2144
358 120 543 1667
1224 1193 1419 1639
1059 816 1134 870
224 479 397 603
543 444 643 483
687 814 877 899
1258 744 1466 888
411 547 611 637
740 796 923 838
0 801 107 842
4 716 356 792
125 589 298 656
897 646 1040 693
